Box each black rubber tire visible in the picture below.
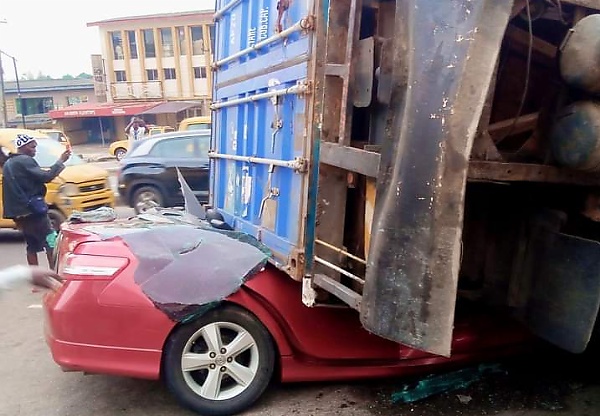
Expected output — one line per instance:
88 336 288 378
132 185 164 213
47 208 66 232
115 148 127 161
163 306 275 416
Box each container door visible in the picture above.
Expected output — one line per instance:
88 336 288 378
211 0 315 279
360 0 514 357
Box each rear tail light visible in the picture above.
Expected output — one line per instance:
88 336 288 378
60 254 129 280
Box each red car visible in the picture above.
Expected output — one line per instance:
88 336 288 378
44 216 532 416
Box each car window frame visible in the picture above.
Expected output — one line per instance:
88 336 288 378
149 135 199 159
195 134 211 159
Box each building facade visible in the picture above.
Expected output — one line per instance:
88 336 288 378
2 79 96 127
87 10 214 112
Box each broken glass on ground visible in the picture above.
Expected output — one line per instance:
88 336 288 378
391 364 504 404
68 206 117 223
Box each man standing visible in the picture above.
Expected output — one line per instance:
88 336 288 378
125 116 147 151
1 134 70 268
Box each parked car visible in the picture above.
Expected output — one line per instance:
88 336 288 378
36 129 72 147
117 130 210 213
0 128 114 231
44 211 533 416
179 116 211 131
108 125 176 161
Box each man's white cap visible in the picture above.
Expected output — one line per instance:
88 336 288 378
15 134 36 148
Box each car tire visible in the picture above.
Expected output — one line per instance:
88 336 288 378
47 209 66 232
132 186 164 213
114 148 127 161
163 306 276 416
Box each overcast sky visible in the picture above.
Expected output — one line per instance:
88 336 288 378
0 0 216 80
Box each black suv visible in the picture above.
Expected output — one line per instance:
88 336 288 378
117 131 210 213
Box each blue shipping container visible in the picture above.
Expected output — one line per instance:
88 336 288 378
211 0 314 279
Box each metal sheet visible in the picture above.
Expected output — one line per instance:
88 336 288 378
522 230 600 353
360 0 514 357
353 37 374 108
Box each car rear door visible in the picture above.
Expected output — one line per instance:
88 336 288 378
151 136 199 203
191 134 210 203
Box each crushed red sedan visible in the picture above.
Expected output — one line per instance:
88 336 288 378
44 211 532 416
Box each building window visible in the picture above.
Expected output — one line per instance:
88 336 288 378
127 30 138 59
193 67 207 79
160 28 174 57
209 25 215 52
66 96 89 106
143 29 156 58
163 68 176 80
190 26 205 55
16 97 54 115
110 31 124 60
146 69 159 81
177 26 187 55
115 70 127 82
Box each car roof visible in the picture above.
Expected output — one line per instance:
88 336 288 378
142 129 211 144
124 130 211 158
181 116 211 122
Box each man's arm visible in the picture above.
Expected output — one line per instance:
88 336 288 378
0 265 62 292
124 117 135 134
21 155 66 183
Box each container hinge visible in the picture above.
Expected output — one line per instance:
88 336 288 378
300 15 316 32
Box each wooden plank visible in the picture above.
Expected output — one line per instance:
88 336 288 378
471 131 503 161
468 161 600 185
320 142 380 177
510 0 528 19
472 56 502 161
563 0 600 10
488 112 539 142
318 146 600 186
505 26 558 60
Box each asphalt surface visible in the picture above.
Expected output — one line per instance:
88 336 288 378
0 165 599 415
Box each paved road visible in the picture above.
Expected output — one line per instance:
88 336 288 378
1 208 599 415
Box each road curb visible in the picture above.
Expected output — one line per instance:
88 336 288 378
85 156 116 163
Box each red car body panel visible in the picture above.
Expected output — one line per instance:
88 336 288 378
44 226 533 383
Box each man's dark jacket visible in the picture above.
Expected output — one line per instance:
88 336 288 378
2 153 64 219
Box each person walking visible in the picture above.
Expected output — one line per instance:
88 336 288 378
1 134 71 268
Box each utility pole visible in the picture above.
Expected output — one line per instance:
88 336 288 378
0 18 8 127
0 52 7 127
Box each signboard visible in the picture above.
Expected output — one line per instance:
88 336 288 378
91 54 107 102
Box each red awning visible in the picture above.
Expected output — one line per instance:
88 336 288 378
49 101 163 119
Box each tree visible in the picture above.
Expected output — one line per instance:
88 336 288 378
36 71 51 80
76 72 93 79
61 74 74 80
21 71 35 80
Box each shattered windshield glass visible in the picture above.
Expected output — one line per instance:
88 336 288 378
85 215 271 321
75 168 271 321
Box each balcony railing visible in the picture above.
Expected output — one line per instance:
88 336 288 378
110 81 163 101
